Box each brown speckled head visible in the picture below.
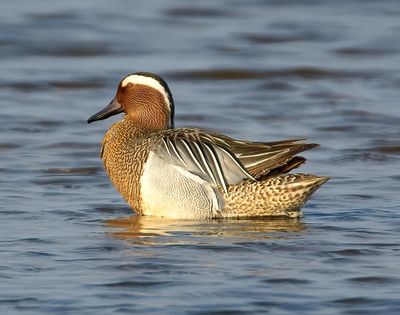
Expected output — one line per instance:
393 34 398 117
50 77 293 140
88 72 175 130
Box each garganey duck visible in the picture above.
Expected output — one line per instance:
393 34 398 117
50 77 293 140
88 72 328 219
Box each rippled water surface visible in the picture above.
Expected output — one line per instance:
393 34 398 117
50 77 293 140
1 0 400 314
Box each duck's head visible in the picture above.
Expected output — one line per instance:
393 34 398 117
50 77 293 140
87 72 175 129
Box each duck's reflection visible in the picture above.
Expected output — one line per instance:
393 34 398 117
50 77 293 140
105 215 306 244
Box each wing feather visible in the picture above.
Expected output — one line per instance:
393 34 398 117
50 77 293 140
157 131 253 191
155 129 318 189
202 143 228 192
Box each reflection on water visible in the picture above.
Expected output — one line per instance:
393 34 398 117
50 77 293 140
105 216 306 243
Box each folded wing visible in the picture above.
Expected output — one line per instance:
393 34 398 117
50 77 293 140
155 129 318 192
157 131 254 193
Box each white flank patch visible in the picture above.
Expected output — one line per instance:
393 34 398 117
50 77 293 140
121 74 170 110
140 152 223 219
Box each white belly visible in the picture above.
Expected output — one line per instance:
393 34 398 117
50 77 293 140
140 152 223 219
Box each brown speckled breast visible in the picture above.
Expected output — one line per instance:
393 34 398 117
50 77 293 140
101 117 158 214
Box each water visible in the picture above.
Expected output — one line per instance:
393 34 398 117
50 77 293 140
1 0 400 314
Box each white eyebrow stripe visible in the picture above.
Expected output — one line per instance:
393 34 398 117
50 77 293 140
121 74 170 110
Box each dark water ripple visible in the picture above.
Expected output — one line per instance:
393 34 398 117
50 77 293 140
1 0 400 314
168 67 374 81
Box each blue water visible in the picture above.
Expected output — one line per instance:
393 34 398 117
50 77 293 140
1 0 400 314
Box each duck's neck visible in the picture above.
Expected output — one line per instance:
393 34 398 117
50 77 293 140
122 114 172 135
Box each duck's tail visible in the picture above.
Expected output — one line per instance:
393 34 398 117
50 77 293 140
221 174 329 218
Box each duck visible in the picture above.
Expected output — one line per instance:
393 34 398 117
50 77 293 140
87 72 328 219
